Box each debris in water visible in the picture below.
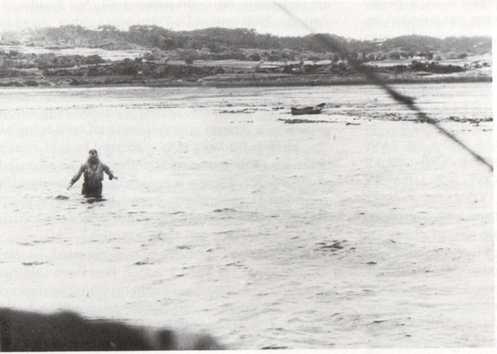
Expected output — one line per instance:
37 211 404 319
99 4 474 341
55 195 69 200
213 208 237 213
278 118 336 124
170 211 185 215
134 260 152 266
219 108 255 114
315 240 348 253
22 261 47 266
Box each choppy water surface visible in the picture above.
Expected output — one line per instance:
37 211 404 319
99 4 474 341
0 83 493 348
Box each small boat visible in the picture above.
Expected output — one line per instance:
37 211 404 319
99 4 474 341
290 103 325 115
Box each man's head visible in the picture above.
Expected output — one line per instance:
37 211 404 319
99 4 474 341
88 149 99 163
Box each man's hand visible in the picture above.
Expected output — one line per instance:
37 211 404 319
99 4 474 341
111 176 118 180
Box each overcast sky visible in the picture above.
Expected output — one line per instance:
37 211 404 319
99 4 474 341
0 0 495 39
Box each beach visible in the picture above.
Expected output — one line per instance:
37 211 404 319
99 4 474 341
0 82 493 348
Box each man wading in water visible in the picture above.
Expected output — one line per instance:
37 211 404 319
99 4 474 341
68 149 117 198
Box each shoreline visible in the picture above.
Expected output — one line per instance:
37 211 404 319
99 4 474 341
0 75 491 89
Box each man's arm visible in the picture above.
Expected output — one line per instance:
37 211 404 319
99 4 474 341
102 164 117 180
67 165 85 190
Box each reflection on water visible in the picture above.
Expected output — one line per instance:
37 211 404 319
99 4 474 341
0 83 493 348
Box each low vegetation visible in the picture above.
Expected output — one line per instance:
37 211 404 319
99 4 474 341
0 26 491 87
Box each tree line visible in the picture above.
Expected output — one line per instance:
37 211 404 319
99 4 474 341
4 25 490 58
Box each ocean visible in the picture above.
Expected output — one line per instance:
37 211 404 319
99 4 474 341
0 82 493 348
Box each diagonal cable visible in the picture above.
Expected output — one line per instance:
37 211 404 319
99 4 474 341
275 2 493 173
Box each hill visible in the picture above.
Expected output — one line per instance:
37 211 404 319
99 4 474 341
0 26 491 88
1 26 491 61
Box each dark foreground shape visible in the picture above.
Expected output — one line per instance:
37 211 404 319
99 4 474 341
0 308 223 351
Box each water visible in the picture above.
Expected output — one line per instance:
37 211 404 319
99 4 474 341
0 83 493 348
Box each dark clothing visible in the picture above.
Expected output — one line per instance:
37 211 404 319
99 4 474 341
71 160 114 198
82 181 102 198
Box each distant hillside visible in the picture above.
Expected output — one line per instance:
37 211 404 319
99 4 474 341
1 25 491 59
379 35 491 55
0 24 491 89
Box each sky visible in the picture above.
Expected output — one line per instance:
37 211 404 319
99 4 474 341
0 0 495 39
